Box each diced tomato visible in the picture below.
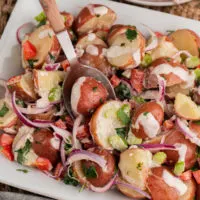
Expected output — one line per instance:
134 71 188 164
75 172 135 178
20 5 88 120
35 157 53 171
130 69 144 93
110 75 121 87
54 119 67 130
76 125 90 140
65 116 74 129
163 120 174 131
23 40 37 60
61 59 70 71
155 31 164 38
180 170 192 181
193 170 200 184
53 162 63 178
0 145 14 161
0 134 14 147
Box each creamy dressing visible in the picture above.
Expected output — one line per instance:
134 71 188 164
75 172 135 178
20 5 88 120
38 29 54 39
174 143 187 162
134 112 160 138
87 33 96 41
93 6 108 16
106 46 132 58
162 170 187 196
86 45 99 56
71 77 86 115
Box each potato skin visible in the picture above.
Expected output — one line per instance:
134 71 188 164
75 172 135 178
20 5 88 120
131 102 164 139
82 147 115 187
76 77 108 115
163 129 196 170
32 129 59 166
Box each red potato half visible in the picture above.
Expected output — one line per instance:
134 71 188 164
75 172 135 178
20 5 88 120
22 25 61 69
163 129 196 170
147 167 196 200
131 102 164 139
75 4 116 36
71 77 108 116
169 29 200 57
89 100 125 150
7 72 37 102
0 99 17 129
106 25 146 69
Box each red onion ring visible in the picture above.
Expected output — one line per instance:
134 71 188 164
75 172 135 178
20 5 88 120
72 115 83 149
60 140 66 165
44 63 61 71
138 143 176 151
12 92 52 128
176 118 200 146
115 181 151 199
16 22 35 44
89 173 118 193
65 149 107 169
172 50 192 59
157 76 166 102
18 105 53 115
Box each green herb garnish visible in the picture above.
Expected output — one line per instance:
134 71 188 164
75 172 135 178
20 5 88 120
27 59 38 68
92 87 98 92
64 167 79 186
143 112 149 116
35 12 46 22
136 162 143 171
125 29 137 42
48 52 56 62
116 104 131 125
16 139 31 164
16 169 29 174
114 83 131 101
16 99 26 108
37 19 46 28
0 103 9 117
83 165 98 179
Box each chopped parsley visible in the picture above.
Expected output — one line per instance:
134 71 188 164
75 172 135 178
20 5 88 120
196 146 200 158
16 99 26 108
48 52 56 62
114 83 131 101
136 162 143 171
117 104 131 126
27 59 38 68
125 29 137 42
115 127 128 145
83 165 98 179
0 103 9 117
64 167 79 186
15 139 31 164
99 98 104 104
92 86 98 92
64 140 72 154
143 112 149 116
16 169 29 173
194 121 200 125
37 20 46 28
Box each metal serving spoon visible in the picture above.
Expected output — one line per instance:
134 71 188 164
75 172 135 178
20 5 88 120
39 0 116 119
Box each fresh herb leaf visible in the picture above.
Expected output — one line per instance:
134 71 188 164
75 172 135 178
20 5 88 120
48 52 56 62
191 162 199 171
16 99 26 108
64 167 79 186
64 141 72 154
196 146 200 158
16 139 31 164
35 12 46 22
125 29 137 42
99 98 103 104
7 85 12 89
16 169 29 173
194 121 200 125
92 87 98 92
27 59 38 68
143 112 149 116
132 96 146 104
117 104 131 125
136 162 143 170
83 165 98 179
115 127 127 139
36 19 46 28
114 83 131 101
0 103 9 117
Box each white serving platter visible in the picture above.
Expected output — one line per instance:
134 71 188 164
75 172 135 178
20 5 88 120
123 0 192 7
0 0 200 199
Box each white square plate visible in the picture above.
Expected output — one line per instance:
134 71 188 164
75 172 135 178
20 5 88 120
0 0 200 199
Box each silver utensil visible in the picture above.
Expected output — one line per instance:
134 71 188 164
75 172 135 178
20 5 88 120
39 0 116 119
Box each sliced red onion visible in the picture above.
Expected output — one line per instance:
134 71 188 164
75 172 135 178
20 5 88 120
89 173 117 193
115 181 151 199
16 22 35 44
172 50 192 60
139 143 176 151
18 105 53 115
44 63 61 71
144 25 158 52
176 118 200 146
50 124 71 142
60 140 66 165
12 92 51 128
54 103 65 116
72 115 83 149
65 149 107 169
157 76 166 102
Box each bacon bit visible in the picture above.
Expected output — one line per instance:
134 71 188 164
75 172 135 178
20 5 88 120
65 116 74 130
35 157 53 171
54 119 67 130
61 59 70 71
179 170 192 181
193 170 200 184
0 145 14 161
155 31 164 38
53 162 63 179
0 134 14 147
22 40 37 60
130 69 144 93
76 125 90 140
163 120 174 131
110 75 121 88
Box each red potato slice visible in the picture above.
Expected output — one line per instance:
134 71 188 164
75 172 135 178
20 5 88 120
0 99 17 129
169 29 200 57
89 101 125 150
22 25 61 69
7 72 37 102
180 179 196 200
75 4 116 36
